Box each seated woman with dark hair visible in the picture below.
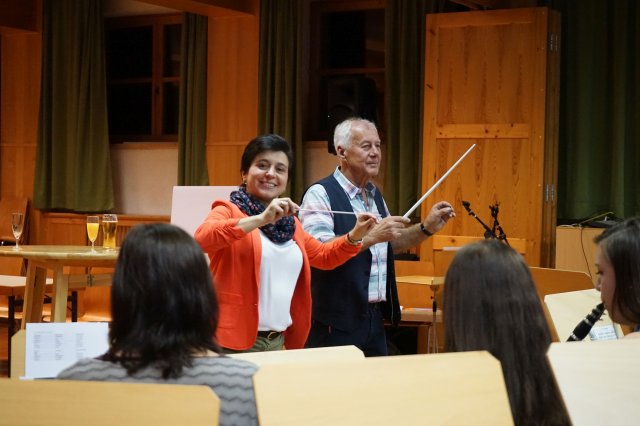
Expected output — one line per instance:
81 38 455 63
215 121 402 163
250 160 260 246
58 223 258 426
594 217 640 338
444 239 570 426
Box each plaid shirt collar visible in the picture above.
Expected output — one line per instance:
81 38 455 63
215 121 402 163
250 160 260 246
333 167 377 201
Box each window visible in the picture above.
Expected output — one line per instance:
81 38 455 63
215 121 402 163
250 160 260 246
308 1 385 150
105 15 182 143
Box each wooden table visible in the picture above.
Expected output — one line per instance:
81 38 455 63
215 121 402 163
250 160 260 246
396 275 445 353
0 246 117 327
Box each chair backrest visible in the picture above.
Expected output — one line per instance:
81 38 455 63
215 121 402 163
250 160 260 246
547 339 640 425
170 186 236 237
11 330 26 379
529 267 594 300
0 378 220 425
228 345 364 366
253 351 513 425
529 267 598 342
431 235 527 275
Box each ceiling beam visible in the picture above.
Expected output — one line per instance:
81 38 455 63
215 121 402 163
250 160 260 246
447 0 499 9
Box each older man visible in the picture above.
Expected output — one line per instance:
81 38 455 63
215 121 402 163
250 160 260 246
299 117 454 356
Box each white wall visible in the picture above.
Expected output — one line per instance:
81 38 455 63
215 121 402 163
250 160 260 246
110 140 384 216
110 144 177 215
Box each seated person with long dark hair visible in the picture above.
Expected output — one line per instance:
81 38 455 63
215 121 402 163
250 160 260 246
594 217 640 338
58 223 258 426
444 240 570 426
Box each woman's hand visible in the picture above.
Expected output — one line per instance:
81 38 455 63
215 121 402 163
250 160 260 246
260 197 299 225
347 213 378 242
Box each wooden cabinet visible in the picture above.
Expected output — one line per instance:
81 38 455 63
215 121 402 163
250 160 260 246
419 7 560 267
555 226 603 286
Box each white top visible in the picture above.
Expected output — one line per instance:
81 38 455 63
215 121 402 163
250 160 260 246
258 232 302 332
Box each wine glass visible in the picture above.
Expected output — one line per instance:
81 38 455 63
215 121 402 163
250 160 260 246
87 215 100 252
11 212 24 250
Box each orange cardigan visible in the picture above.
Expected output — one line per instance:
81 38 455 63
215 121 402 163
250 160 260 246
194 200 361 350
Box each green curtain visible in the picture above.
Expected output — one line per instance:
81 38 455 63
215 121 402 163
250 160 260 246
384 0 454 218
258 0 305 202
545 0 640 220
178 13 209 186
34 0 114 212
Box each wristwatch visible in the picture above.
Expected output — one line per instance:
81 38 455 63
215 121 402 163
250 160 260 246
420 223 433 237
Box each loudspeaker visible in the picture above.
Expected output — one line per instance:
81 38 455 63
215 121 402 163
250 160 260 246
325 75 377 154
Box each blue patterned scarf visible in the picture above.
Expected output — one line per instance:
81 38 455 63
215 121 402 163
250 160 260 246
230 187 295 243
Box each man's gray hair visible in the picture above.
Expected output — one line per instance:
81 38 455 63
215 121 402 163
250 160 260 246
333 118 377 152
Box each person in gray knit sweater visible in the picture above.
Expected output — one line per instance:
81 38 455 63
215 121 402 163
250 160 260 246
58 223 258 425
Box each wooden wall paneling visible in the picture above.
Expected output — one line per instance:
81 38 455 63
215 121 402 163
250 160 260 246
0 145 36 202
38 213 170 246
37 213 170 318
207 143 245 186
206 13 259 185
421 7 558 268
1 30 41 251
0 31 40 199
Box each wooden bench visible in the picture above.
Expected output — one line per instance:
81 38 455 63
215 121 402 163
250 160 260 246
228 345 364 366
0 378 219 425
547 338 640 425
254 351 513 425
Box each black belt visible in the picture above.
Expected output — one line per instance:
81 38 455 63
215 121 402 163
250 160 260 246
257 330 282 340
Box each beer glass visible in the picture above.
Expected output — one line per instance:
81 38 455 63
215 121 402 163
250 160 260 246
102 214 118 250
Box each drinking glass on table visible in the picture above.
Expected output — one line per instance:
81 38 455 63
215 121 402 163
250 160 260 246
11 212 24 250
87 215 100 252
102 214 118 250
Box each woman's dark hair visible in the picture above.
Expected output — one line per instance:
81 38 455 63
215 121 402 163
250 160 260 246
240 134 293 175
444 240 570 426
594 217 640 325
106 223 221 379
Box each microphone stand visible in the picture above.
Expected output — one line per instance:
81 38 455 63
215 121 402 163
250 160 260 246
490 203 510 247
462 201 495 240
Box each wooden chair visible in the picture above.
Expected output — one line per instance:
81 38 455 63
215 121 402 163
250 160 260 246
0 198 79 366
529 267 598 342
253 351 513 425
547 339 640 425
431 234 527 276
10 329 25 378
0 378 220 425
395 274 444 353
529 266 594 299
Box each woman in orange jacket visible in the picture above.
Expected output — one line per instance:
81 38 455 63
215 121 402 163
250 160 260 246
195 134 376 352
